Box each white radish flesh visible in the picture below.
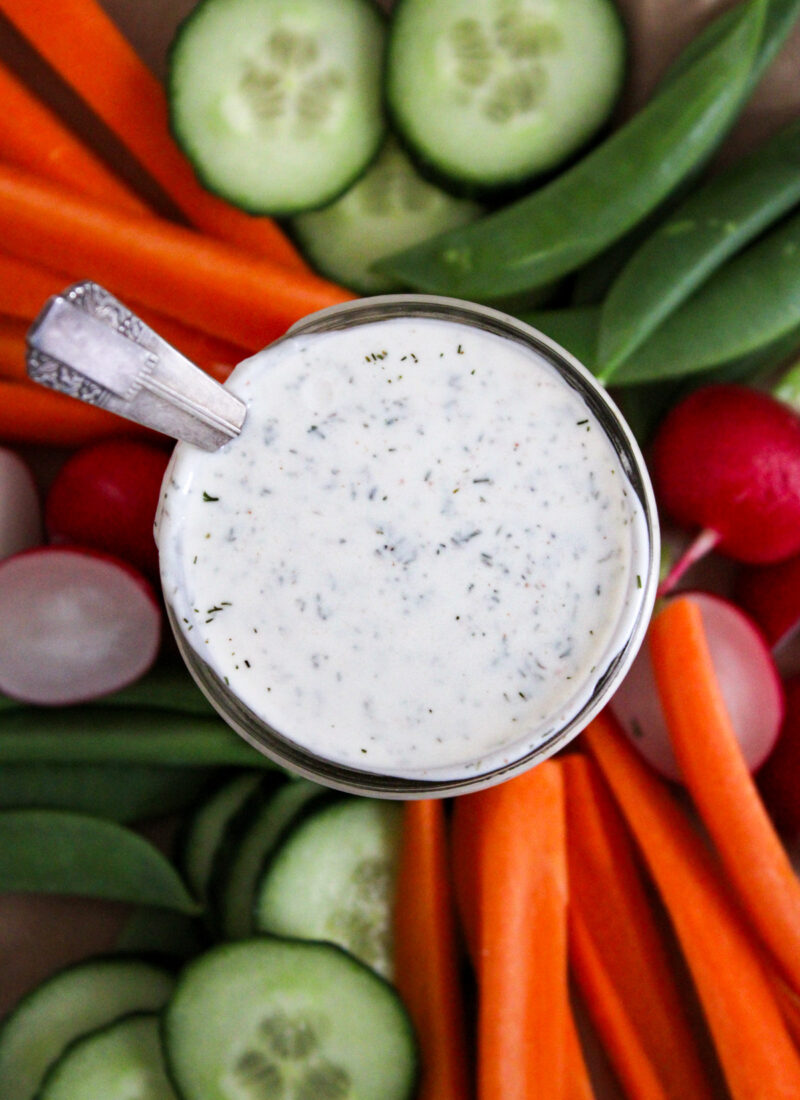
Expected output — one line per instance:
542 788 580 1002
610 590 784 781
0 447 42 561
0 547 161 705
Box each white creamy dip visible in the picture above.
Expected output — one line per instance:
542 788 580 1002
157 315 650 780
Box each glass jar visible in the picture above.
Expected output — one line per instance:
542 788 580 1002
156 295 659 797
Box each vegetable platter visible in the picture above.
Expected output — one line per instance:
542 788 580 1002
1 1 800 1099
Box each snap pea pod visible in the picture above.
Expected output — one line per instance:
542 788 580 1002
0 809 199 912
612 207 800 383
0 762 215 821
0 707 276 767
518 306 600 371
0 665 216 717
598 117 800 375
373 0 765 300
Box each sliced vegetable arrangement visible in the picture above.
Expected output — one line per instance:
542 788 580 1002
3 0 800 1097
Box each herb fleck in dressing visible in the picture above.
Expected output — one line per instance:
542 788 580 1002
158 318 647 778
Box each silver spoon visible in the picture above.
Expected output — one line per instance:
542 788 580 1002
25 280 246 451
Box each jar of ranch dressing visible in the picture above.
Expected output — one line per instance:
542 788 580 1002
154 296 658 796
26 285 657 796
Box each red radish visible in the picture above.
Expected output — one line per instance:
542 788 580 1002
0 446 42 560
735 553 800 649
0 545 161 704
652 384 800 594
757 676 800 840
45 438 171 578
610 590 784 782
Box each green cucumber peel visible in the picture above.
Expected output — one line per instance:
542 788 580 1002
0 809 199 913
598 116 800 377
373 0 766 299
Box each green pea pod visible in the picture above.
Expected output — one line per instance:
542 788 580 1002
598 117 800 376
373 0 766 300
0 707 275 768
518 306 600 372
661 0 800 94
0 809 199 912
0 763 215 822
612 208 800 383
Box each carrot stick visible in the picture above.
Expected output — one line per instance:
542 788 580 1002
450 788 485 965
0 60 149 216
0 163 353 350
393 799 471 1100
563 753 713 1100
649 595 800 995
584 710 800 1100
0 0 308 269
0 252 74 321
0 378 153 447
473 762 569 1100
0 315 27 380
569 909 667 1100
565 1013 595 1100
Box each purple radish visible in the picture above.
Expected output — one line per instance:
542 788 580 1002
610 590 784 782
0 446 42 561
652 384 800 594
0 546 161 704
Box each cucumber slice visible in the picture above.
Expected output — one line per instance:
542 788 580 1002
179 771 263 901
168 0 387 214
211 778 327 940
254 798 402 979
386 0 626 191
38 1014 176 1100
0 957 174 1100
290 137 483 293
163 937 417 1100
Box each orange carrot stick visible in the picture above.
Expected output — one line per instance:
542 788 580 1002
569 909 667 1100
474 762 569 1100
450 788 485 965
565 1013 595 1100
0 377 153 447
649 595 800 995
584 710 800 1100
0 315 27 380
0 60 149 216
0 0 308 269
0 252 75 321
393 799 471 1100
563 753 713 1100
0 163 353 350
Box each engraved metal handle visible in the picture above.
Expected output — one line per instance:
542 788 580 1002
26 281 247 451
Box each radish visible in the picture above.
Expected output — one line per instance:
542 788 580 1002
651 384 800 594
0 446 42 561
610 590 784 782
735 553 800 649
0 546 161 705
757 676 800 841
45 438 171 579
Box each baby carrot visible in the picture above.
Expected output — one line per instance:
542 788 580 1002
0 0 307 269
0 378 152 447
569 909 667 1100
565 1014 595 1100
564 753 713 1100
0 164 353 350
0 61 149 217
393 799 471 1100
584 710 800 1100
649 595 800 994
473 762 569 1100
